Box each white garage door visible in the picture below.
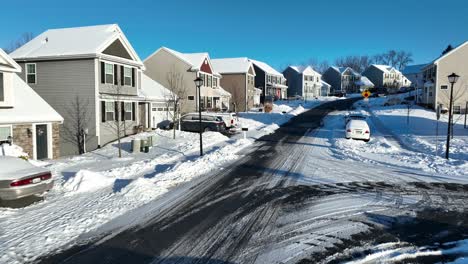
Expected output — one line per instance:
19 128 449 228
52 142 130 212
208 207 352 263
151 103 174 128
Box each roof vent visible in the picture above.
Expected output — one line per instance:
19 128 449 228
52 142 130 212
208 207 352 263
42 37 48 44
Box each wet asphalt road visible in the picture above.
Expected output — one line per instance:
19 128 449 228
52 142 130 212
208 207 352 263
37 98 468 264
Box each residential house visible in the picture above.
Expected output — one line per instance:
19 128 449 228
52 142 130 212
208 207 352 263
250 59 287 102
10 24 170 156
402 64 428 103
320 80 331 96
362 64 411 93
211 58 256 112
144 47 231 113
0 48 63 159
421 41 468 113
322 67 361 94
355 76 375 92
283 66 322 99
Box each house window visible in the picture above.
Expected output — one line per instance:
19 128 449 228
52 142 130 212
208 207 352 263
207 97 212 108
208 75 212 87
124 102 132 120
188 96 194 100
213 77 218 87
26 63 36 84
105 101 115 121
453 105 461 114
124 67 132 86
200 96 206 109
105 63 114 84
0 125 12 142
429 92 433 96
441 85 448 90
0 73 3 102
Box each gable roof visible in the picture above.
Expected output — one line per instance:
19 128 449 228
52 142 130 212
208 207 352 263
402 64 428 75
249 59 283 76
146 47 220 76
355 76 374 87
370 64 403 75
9 24 142 65
288 65 319 76
331 66 359 76
0 49 21 72
211 57 256 75
139 73 174 101
433 41 468 65
0 74 63 124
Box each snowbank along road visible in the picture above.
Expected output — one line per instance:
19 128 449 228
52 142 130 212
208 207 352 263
39 98 468 264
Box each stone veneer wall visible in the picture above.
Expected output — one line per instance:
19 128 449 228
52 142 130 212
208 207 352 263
52 123 60 159
12 124 33 158
11 123 61 160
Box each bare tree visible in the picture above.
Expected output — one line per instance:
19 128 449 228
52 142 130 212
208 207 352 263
396 51 414 70
62 96 93 154
166 67 187 139
3 32 34 54
371 50 413 70
335 55 371 73
104 83 128 158
229 82 244 113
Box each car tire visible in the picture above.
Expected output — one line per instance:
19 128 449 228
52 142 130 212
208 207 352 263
364 139 370 142
204 127 211 132
346 137 351 139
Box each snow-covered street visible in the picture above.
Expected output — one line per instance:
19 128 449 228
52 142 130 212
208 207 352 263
0 98 334 264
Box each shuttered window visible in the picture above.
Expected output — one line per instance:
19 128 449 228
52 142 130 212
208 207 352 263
123 67 132 86
124 102 132 120
105 63 114 84
105 101 115 121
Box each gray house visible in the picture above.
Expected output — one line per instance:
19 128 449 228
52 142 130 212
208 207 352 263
362 64 411 93
322 66 361 94
10 24 171 156
283 65 322 99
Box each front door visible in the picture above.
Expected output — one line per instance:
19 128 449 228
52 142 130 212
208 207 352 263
36 124 48 160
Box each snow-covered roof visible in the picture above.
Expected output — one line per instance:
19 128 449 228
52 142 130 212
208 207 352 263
139 73 173 101
147 47 220 76
250 59 283 77
211 57 255 75
355 76 374 87
321 80 331 87
9 24 142 65
371 64 402 75
0 74 63 124
215 87 231 97
0 49 21 72
402 64 428 75
288 65 319 76
331 66 359 76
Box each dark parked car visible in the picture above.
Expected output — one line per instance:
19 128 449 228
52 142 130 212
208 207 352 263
179 113 226 133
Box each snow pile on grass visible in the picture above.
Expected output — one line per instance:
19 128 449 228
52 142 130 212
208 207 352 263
63 170 115 193
0 144 28 158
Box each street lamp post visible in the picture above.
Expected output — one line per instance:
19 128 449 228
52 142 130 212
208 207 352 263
194 77 204 156
445 73 460 159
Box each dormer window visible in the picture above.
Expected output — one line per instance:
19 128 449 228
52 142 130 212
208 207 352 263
26 63 36 84
0 73 4 102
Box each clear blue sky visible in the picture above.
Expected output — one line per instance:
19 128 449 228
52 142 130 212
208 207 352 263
2 0 467 70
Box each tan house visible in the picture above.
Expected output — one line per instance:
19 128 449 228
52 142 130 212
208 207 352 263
211 58 257 111
362 64 411 93
144 47 231 113
421 41 468 113
0 48 63 159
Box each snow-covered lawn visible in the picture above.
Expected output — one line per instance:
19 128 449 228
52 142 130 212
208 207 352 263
0 98 336 264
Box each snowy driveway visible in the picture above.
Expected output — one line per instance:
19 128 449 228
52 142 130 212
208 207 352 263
36 99 468 263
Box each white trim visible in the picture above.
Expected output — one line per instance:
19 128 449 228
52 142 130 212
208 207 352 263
95 25 143 64
25 63 37 84
94 59 100 146
0 49 21 72
434 41 468 64
104 62 114 84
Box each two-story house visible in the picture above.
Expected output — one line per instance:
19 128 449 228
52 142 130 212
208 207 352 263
211 58 256 112
421 41 468 112
402 64 428 103
10 24 171 156
250 59 287 102
362 64 411 93
144 47 231 113
322 67 361 94
283 65 322 99
0 48 63 159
